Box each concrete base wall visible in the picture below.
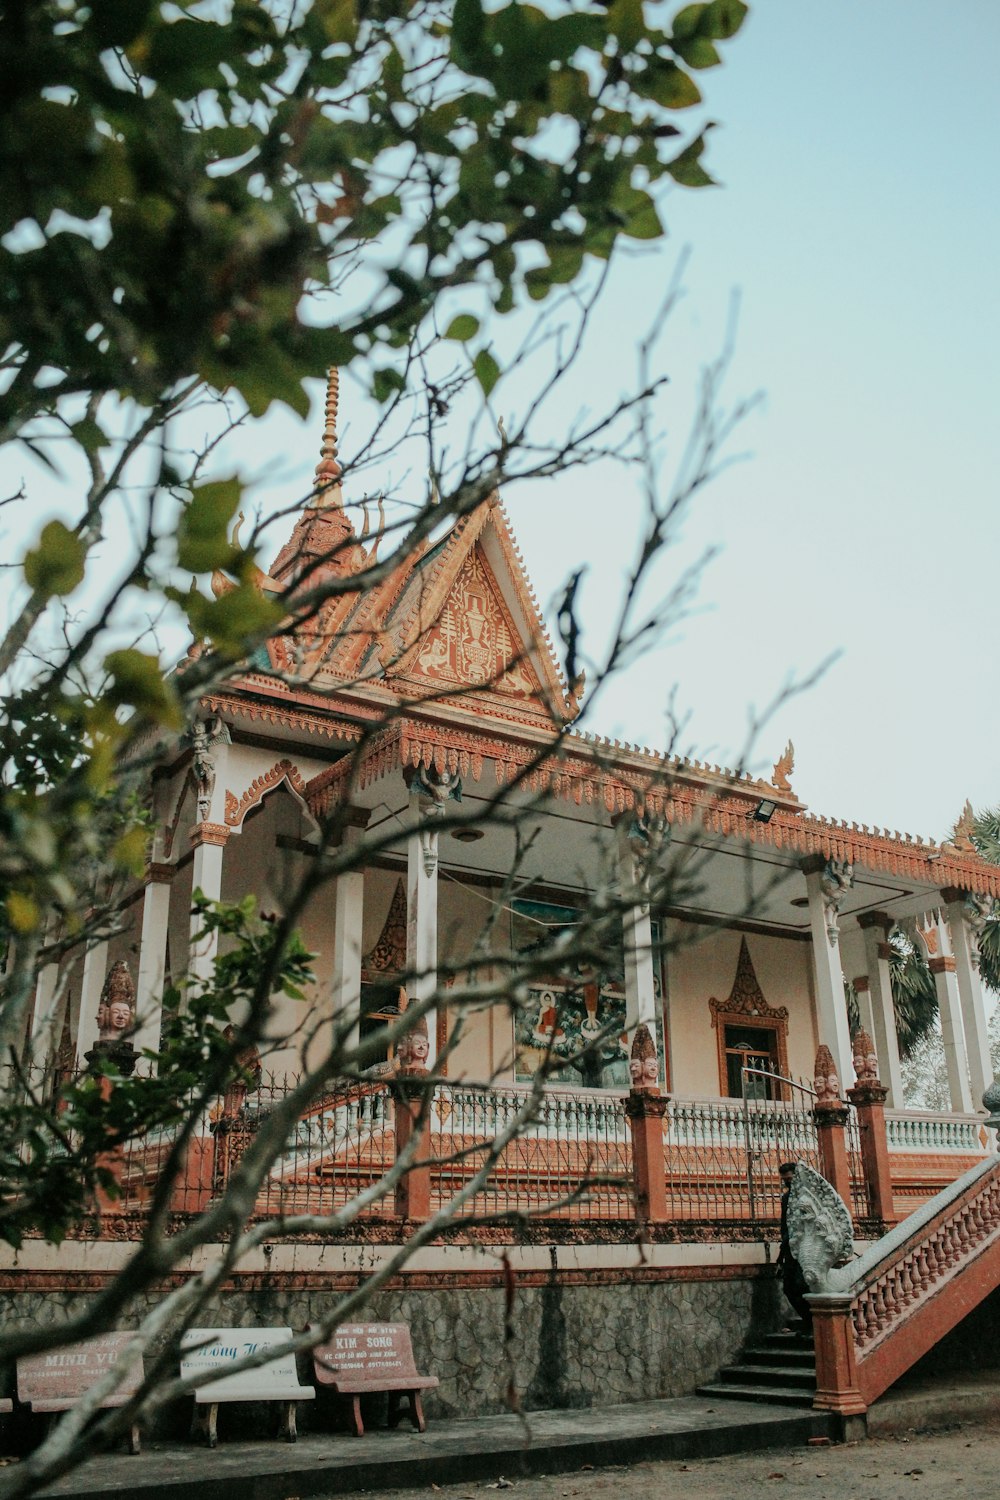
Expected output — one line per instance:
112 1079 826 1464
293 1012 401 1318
0 1266 782 1440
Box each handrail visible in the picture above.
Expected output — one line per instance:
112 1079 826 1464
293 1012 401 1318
826 1153 997 1294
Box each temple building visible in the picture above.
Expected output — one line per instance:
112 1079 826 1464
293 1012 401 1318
14 371 1000 1423
39 372 997 1123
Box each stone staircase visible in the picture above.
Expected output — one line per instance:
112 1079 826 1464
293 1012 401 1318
697 1322 816 1408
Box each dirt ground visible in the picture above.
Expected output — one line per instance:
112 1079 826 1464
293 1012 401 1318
358 1420 1000 1500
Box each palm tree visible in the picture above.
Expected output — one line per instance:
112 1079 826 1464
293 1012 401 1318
969 806 1000 995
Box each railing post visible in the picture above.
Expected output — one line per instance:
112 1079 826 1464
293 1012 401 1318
809 1292 866 1416
625 1024 669 1224
847 1029 897 1228
393 1014 432 1221
812 1044 854 1211
167 1133 216 1214
84 960 139 1217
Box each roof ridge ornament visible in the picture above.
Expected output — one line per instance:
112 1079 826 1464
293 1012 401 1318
315 366 341 492
771 739 795 793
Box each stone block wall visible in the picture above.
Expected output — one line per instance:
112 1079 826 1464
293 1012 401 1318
0 1264 781 1440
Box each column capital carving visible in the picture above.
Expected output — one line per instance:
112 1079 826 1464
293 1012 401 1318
190 821 230 848
806 859 854 946
146 861 174 885
857 910 893 934
928 954 957 974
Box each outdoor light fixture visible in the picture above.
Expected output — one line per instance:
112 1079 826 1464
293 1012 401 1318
751 798 778 824
451 828 485 843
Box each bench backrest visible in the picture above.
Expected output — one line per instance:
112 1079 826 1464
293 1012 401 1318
17 1333 143 1407
180 1327 306 1399
312 1323 419 1386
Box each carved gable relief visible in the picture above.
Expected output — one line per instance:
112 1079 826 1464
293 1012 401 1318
410 546 542 699
363 878 407 980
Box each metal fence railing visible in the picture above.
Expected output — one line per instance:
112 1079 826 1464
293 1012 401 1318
3 1059 982 1236
424 1082 634 1220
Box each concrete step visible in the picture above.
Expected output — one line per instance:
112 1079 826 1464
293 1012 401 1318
696 1382 815 1408
718 1364 815 1392
742 1344 816 1369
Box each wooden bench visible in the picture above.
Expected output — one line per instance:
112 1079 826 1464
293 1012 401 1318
310 1322 438 1437
16 1333 143 1454
180 1327 315 1448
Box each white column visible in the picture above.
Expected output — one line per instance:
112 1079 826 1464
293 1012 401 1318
804 859 854 1089
331 817 369 1056
406 790 439 1069
926 915 973 1113
75 939 109 1067
135 867 172 1057
858 913 904 1109
616 816 657 1033
186 718 232 989
945 895 992 1107
27 958 61 1068
188 828 228 987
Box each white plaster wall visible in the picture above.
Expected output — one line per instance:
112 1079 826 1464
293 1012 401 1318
665 921 818 1097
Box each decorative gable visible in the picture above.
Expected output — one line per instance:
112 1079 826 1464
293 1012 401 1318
405 543 543 702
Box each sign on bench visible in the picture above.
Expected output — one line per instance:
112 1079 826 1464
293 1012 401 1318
180 1327 314 1448
311 1322 438 1437
16 1333 143 1454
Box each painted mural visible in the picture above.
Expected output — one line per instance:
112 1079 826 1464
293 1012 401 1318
510 899 666 1089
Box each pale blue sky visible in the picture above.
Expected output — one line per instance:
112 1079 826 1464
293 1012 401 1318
5 1 998 845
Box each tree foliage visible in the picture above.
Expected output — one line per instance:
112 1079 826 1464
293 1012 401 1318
0 0 752 1491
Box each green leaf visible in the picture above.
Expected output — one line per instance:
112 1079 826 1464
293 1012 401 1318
704 0 748 39
182 583 284 656
473 349 501 396
444 315 480 342
71 417 107 455
673 36 721 68
23 521 87 598
177 478 242 574
103 649 183 727
452 0 486 70
372 367 406 403
666 130 716 188
644 60 702 108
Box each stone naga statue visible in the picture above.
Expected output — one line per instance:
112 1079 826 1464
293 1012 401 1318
786 1161 855 1292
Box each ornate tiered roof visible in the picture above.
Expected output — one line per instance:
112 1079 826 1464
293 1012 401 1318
200 371 1000 900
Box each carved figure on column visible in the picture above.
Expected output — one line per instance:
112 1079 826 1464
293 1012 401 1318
819 859 853 946
625 809 670 898
812 1044 842 1110
87 960 138 1076
409 763 462 876
847 1028 887 1107
962 890 995 974
189 716 230 823
396 1011 430 1075
851 1028 880 1086
628 1023 659 1093
786 1162 855 1292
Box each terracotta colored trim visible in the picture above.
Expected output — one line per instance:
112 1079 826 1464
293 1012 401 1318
189 822 229 848
224 758 307 828
928 955 957 974
0 1263 765 1296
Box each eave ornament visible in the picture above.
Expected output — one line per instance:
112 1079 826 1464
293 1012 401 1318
771 740 795 794
819 858 854 946
408 763 462 877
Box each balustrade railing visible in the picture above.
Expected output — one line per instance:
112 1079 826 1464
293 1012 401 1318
885 1110 988 1154
813 1154 1000 1412
426 1081 633 1218
4 1056 985 1237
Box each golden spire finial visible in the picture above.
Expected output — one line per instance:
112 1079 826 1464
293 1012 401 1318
315 367 341 485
